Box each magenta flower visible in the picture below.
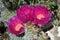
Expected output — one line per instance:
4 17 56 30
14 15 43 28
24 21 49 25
7 16 25 35
32 5 52 27
16 5 33 23
16 5 52 27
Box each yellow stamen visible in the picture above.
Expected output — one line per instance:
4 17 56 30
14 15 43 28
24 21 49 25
37 14 45 20
15 24 23 31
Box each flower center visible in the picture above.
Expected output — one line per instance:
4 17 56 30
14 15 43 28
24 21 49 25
37 14 45 20
15 24 23 31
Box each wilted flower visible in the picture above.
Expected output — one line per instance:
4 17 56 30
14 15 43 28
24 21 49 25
7 16 25 35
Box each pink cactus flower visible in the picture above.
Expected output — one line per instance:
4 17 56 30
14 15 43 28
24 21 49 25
32 5 52 27
16 5 33 23
7 16 25 35
16 5 52 27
